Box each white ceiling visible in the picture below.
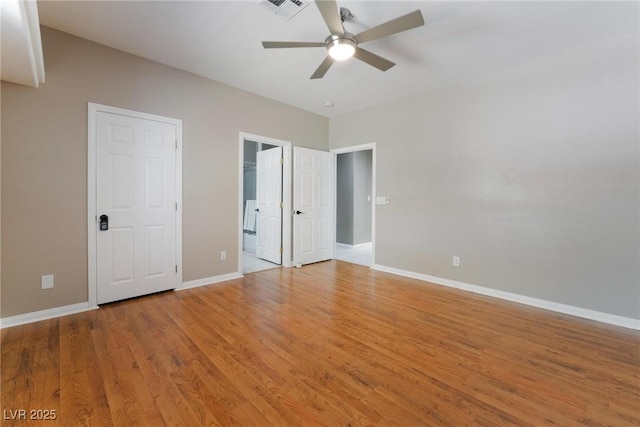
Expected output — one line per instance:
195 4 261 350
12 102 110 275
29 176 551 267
36 0 638 117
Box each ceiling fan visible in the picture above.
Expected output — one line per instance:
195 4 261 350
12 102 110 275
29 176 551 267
262 0 425 79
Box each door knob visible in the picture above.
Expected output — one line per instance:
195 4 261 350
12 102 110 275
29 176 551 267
294 210 304 215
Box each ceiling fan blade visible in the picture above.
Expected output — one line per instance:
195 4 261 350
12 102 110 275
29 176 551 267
316 0 344 35
353 47 395 72
355 10 425 44
262 41 326 49
310 56 335 79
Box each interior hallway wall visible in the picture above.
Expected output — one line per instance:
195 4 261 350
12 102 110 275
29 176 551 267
336 153 355 244
352 150 372 245
336 151 373 245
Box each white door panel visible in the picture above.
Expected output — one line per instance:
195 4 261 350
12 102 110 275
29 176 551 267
97 111 177 304
293 147 334 266
256 147 283 264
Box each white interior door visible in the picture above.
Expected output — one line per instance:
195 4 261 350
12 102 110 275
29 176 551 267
256 146 283 264
96 111 178 304
293 147 334 266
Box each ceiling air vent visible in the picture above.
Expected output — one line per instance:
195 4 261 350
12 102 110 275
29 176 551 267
260 0 309 21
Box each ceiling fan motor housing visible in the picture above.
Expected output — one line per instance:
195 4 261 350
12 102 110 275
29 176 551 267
325 33 357 60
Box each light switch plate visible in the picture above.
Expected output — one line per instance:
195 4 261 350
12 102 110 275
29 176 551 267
41 275 54 289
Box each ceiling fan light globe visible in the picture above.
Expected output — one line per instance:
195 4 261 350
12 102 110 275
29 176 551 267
327 39 356 61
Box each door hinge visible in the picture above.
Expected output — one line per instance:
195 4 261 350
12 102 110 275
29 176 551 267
175 140 178 149
176 265 178 273
280 202 284 209
175 202 178 211
280 158 284 165
280 247 284 254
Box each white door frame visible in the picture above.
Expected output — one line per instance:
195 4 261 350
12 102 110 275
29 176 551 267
330 143 376 266
87 103 183 308
238 132 292 272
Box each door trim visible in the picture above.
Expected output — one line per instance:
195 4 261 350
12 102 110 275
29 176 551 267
330 143 376 266
238 132 292 272
87 103 183 308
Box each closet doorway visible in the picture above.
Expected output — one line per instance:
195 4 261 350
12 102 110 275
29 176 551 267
239 133 292 274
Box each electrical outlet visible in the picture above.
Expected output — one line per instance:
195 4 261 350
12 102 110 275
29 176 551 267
452 256 460 267
41 275 54 289
220 251 227 260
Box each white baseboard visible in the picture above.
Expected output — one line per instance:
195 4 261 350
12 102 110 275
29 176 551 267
179 272 243 291
1 272 242 328
6 268 636 331
336 242 372 249
371 264 640 331
0 302 98 329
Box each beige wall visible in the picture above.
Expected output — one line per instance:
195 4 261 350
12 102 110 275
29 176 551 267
330 34 640 319
0 84 2 314
1 27 328 318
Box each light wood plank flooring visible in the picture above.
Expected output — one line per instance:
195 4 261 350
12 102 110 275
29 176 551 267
2 261 639 426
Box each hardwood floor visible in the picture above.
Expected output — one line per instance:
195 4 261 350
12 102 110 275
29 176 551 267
2 260 639 426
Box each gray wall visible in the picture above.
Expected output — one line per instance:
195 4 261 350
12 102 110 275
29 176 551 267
336 153 354 244
353 150 372 245
330 33 639 319
243 168 256 210
1 27 328 317
243 140 258 226
336 151 373 245
244 139 258 165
